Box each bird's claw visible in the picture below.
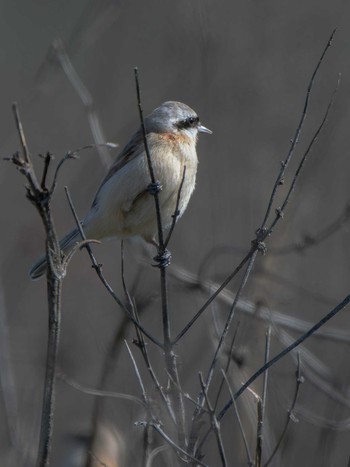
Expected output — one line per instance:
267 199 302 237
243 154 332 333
147 181 162 195
153 249 171 268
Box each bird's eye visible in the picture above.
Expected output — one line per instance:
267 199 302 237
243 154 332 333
187 116 199 127
176 116 199 130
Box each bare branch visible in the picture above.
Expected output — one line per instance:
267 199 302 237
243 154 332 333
259 29 336 230
164 165 187 249
134 67 186 444
267 73 340 235
221 371 253 466
120 242 176 423
254 329 271 467
264 353 304 467
219 292 350 420
51 142 117 195
199 373 227 467
190 253 258 459
12 102 30 164
137 421 209 467
64 186 163 348
174 29 337 344
10 103 63 467
255 399 263 467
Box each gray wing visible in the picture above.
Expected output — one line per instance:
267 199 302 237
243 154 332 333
91 129 144 208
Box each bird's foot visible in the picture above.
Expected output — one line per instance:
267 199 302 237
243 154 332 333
153 248 171 268
147 180 162 195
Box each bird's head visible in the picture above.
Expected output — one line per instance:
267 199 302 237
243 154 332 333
145 101 212 140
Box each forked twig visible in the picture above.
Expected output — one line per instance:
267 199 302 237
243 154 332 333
10 104 62 467
173 29 337 345
260 29 336 230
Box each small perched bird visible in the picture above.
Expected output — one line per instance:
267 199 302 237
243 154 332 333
29 101 212 280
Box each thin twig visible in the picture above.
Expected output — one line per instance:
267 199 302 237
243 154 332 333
173 250 252 344
40 152 53 190
121 242 175 423
264 353 304 467
273 324 350 408
63 186 163 348
137 422 209 467
213 322 241 412
270 203 350 256
267 73 340 235
255 329 271 467
174 29 336 345
257 327 271 465
124 340 148 404
220 293 350 419
10 103 63 467
134 67 164 247
255 399 263 467
259 29 336 230
164 165 187 249
168 263 350 343
197 292 350 451
199 373 228 467
134 68 186 445
12 102 30 163
191 252 258 458
221 371 253 466
51 143 116 195
166 371 210 413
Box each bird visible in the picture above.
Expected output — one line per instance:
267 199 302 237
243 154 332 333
29 101 212 280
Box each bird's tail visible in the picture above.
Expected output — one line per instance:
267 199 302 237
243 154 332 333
29 227 81 280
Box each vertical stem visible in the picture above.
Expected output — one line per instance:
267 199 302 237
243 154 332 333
36 209 62 467
36 275 61 467
11 104 63 467
134 69 186 450
162 267 186 447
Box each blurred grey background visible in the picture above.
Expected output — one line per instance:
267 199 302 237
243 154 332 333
1 0 350 466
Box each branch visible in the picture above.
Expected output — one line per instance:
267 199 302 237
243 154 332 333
259 29 336 230
199 373 227 467
174 29 336 344
9 103 63 467
264 353 303 467
134 68 186 445
64 186 163 348
219 292 350 420
221 371 253 466
137 422 209 467
164 165 187 249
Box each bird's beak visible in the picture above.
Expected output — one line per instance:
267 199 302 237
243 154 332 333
198 124 213 134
